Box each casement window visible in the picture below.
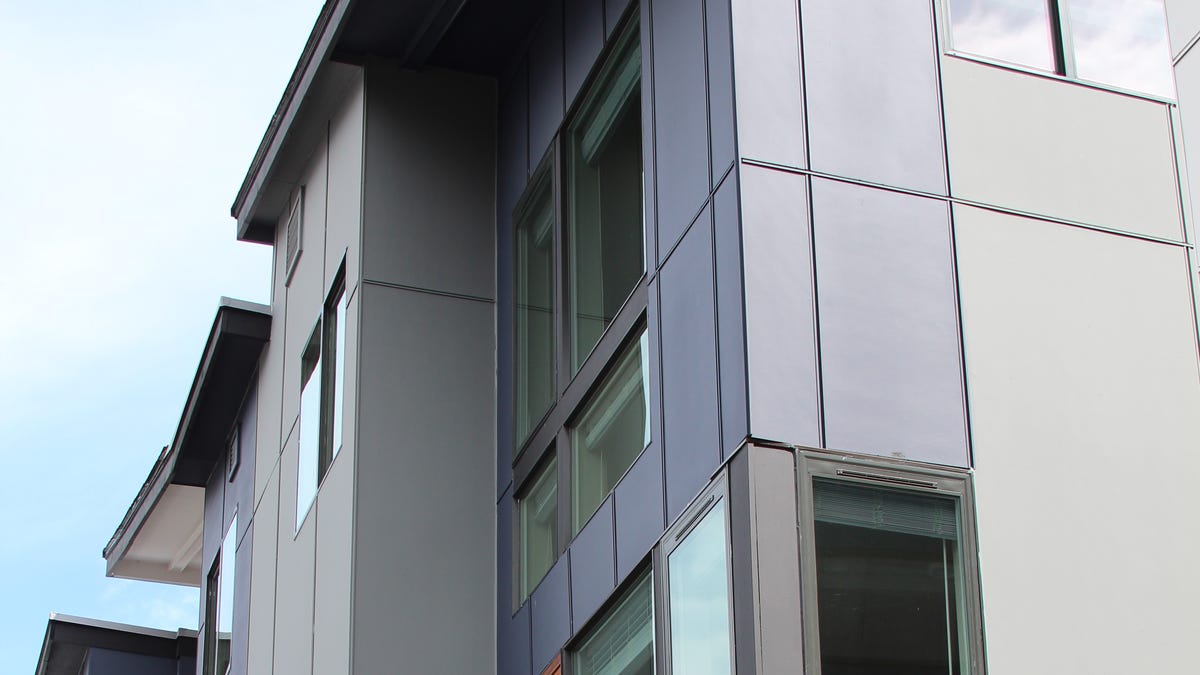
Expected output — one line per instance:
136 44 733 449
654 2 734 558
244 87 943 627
570 571 655 675
798 455 985 675
204 515 237 675
513 11 646 604
296 265 348 530
947 0 1174 98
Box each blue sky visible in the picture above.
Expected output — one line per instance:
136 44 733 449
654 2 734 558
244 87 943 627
0 1 322 671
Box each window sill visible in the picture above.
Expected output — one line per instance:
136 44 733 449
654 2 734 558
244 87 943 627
943 51 1177 106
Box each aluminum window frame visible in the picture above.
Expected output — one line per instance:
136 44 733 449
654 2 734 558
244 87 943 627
796 450 987 675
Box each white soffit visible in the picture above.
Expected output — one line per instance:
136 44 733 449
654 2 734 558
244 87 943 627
110 485 205 587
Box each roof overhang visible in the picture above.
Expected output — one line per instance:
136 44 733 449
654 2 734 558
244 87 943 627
34 614 197 675
231 0 546 243
103 298 270 586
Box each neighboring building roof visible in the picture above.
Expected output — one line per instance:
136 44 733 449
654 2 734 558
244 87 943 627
102 298 270 586
33 613 196 675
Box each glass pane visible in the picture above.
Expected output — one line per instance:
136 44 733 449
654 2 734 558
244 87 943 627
568 25 644 372
570 332 649 533
1068 0 1174 98
216 516 236 675
949 0 1056 71
814 481 969 675
331 289 347 460
297 332 320 529
515 177 556 447
668 499 732 675
519 456 558 601
574 572 655 675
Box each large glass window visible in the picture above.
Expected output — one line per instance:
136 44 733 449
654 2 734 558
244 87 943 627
570 331 649 534
948 0 1174 98
515 170 556 447
519 456 559 601
811 480 971 675
667 498 733 675
572 571 655 675
567 22 644 372
204 516 237 675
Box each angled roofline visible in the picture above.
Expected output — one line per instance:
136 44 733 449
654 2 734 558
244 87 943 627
35 614 197 675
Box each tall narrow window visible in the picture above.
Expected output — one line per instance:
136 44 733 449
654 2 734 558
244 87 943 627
519 456 559 601
667 498 732 675
204 516 237 675
569 331 650 534
515 169 556 448
297 324 321 529
812 480 971 675
567 21 644 372
572 571 655 675
321 272 347 477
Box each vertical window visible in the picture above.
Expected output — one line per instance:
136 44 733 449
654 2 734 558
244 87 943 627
519 456 559 601
204 516 237 675
297 324 321 528
572 571 655 675
322 274 347 475
948 0 1056 71
800 460 984 675
515 169 556 447
567 22 644 372
569 331 649 534
666 495 733 675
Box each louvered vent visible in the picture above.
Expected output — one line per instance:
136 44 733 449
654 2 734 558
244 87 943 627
285 187 304 285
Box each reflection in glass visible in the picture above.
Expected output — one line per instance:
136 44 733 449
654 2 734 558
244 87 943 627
568 22 644 373
215 516 236 675
515 175 556 448
813 480 970 675
297 327 321 529
1068 0 1174 98
519 457 558 601
330 287 347 462
949 0 1056 71
574 572 655 675
570 332 649 534
668 499 732 675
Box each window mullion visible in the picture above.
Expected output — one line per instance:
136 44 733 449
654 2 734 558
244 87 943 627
1050 0 1077 78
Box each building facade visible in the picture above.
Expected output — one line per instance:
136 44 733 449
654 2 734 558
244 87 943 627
98 1 1200 674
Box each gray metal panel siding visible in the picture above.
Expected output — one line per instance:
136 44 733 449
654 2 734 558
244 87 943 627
660 210 722 523
235 388 257 545
748 446 804 672
713 171 747 460
706 0 736 185
530 555 571 673
812 178 967 466
498 67 526 497
740 165 820 447
728 450 756 675
529 1 565 166
202 467 224 584
801 0 947 194
501 62 530 203
731 0 806 168
565 0 605 111
230 525 252 675
614 445 665 582
83 649 178 675
499 605 531 675
652 0 712 262
497 486 515 623
569 496 616 629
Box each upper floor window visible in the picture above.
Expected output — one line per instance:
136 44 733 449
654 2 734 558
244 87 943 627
297 265 347 530
204 515 237 675
948 0 1174 98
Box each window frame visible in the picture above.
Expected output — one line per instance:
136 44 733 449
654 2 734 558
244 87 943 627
796 451 987 675
940 0 1176 102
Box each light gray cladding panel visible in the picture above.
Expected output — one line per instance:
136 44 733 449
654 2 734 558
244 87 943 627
230 526 251 675
659 210 722 523
812 178 967 466
325 73 365 288
273 441 315 675
748 446 803 672
740 165 820 447
246 472 278 675
706 0 736 184
652 0 712 261
234 388 257 545
802 0 947 194
565 0 605 111
530 555 570 673
731 0 806 168
361 66 496 299
313 452 353 675
570 496 616 629
353 283 495 674
713 171 747 459
529 1 565 164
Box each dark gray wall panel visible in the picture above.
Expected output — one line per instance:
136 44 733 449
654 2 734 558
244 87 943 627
713 172 747 460
84 649 177 675
614 445 665 582
802 0 947 194
498 487 515 621
202 467 224 578
530 555 571 673
740 165 820 447
499 605 531 675
569 496 616 628
529 1 564 165
498 70 520 494
605 0 632 37
660 213 722 523
706 0 736 185
652 0 711 262
500 62 530 209
812 178 967 466
565 0 605 112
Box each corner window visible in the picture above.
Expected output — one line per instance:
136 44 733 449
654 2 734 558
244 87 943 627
515 168 556 446
799 457 984 675
204 515 237 675
569 330 650 534
518 456 559 601
948 0 1174 98
571 571 655 675
296 266 348 531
